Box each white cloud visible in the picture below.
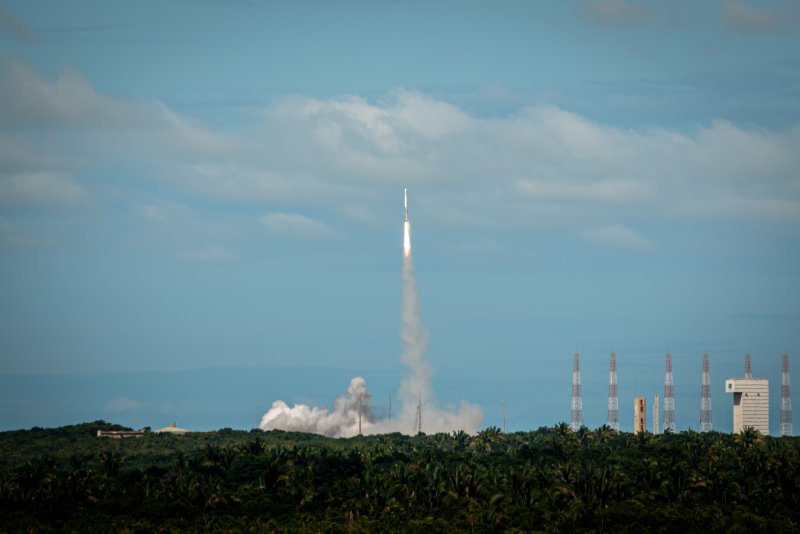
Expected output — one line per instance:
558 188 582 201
2 57 800 235
0 135 65 174
0 57 147 129
583 223 652 249
105 396 141 412
176 164 349 204
0 172 87 207
261 212 337 239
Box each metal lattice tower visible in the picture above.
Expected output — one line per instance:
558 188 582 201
502 398 506 434
607 352 619 430
571 352 583 431
701 352 712 432
664 353 676 432
745 352 752 379
781 353 793 437
653 395 659 434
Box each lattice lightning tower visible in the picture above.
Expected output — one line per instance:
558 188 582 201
607 352 619 431
571 352 583 431
745 352 752 379
701 352 712 432
653 395 659 434
664 353 676 432
782 353 793 437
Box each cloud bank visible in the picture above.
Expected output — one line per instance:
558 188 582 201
2 57 799 249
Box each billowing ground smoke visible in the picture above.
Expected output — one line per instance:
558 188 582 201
259 219 483 437
259 377 371 437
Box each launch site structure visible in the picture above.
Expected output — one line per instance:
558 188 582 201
726 378 769 435
607 352 619 431
663 353 676 432
653 395 659 434
701 352 712 432
781 353 792 437
634 397 646 434
571 352 583 431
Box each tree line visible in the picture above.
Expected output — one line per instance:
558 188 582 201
1 421 799 532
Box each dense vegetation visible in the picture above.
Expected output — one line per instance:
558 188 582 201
1 421 799 532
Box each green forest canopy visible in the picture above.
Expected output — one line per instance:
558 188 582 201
1 421 799 532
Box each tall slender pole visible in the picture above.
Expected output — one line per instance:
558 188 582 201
664 353 676 432
571 352 583 431
701 352 712 432
781 353 793 437
653 395 659 434
502 398 506 434
607 352 619 430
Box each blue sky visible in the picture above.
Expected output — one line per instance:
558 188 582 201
1 0 799 433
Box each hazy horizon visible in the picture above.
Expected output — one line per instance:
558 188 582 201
1 1 797 436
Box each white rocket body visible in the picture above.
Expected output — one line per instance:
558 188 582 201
404 188 408 222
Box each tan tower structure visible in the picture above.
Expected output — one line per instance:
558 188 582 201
726 378 769 434
634 397 646 434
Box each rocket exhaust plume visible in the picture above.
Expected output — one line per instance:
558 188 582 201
403 188 411 257
259 188 482 436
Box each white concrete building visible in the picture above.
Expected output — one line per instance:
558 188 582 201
725 379 769 435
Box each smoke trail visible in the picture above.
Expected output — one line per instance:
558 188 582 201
258 192 483 436
399 256 431 414
394 230 482 435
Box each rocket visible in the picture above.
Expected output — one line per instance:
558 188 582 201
404 188 408 222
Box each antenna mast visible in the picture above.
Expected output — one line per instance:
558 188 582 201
701 352 712 432
781 353 793 437
607 352 619 430
502 398 506 433
653 394 659 434
664 353 676 432
571 352 583 431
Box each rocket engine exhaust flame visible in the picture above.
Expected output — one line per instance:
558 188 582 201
403 221 411 258
258 188 482 436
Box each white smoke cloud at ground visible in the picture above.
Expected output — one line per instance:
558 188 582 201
258 376 372 437
259 220 483 437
